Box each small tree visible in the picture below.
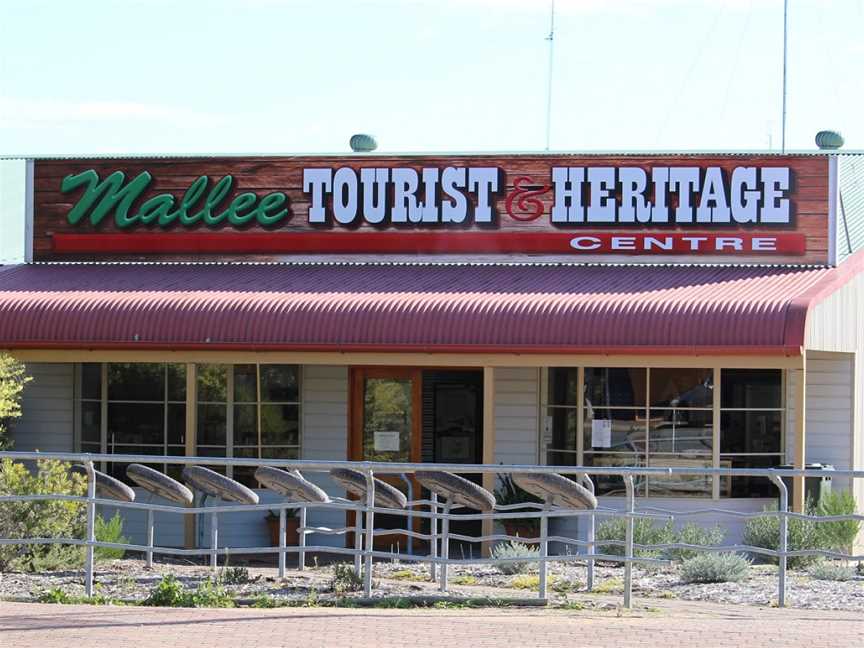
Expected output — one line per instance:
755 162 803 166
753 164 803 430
0 354 31 450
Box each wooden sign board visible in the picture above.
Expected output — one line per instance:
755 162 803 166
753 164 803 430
31 154 831 264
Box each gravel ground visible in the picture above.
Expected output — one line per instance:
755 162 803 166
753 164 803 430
1 556 863 610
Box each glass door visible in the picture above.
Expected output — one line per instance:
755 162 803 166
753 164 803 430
349 368 421 551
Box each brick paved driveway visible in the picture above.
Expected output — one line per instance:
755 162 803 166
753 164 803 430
1 600 862 648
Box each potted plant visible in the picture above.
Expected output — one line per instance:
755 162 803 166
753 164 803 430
494 475 542 542
265 508 299 546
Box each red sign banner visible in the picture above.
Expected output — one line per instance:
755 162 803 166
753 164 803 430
52 231 807 256
31 154 830 263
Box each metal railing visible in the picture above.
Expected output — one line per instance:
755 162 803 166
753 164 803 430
1 451 863 609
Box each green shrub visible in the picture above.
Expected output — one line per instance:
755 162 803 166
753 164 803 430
95 512 128 561
670 523 726 562
743 505 820 569
142 574 187 607
809 561 856 582
490 540 539 575
37 587 73 604
0 458 87 571
220 566 251 585
188 578 234 608
142 574 234 608
680 552 749 584
0 354 31 449
329 563 362 594
813 491 861 553
595 517 675 558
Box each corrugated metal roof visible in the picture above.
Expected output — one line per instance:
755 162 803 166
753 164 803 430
1 150 863 161
839 155 864 263
1 259 862 354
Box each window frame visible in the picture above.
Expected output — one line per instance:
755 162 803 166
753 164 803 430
542 365 786 500
74 362 303 486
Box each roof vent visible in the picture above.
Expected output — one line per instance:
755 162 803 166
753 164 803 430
815 130 844 150
349 134 378 153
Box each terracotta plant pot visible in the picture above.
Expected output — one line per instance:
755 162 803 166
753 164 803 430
502 519 540 545
266 515 300 546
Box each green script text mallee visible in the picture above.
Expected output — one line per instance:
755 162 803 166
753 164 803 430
61 170 290 228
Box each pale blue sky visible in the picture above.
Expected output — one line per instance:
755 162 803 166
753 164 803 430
1 0 862 260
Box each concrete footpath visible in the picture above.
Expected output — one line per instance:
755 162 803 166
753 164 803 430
1 599 862 647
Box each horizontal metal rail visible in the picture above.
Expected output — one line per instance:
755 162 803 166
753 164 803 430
1 451 861 609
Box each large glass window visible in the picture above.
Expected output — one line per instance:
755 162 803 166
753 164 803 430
78 363 300 487
79 363 186 482
196 364 300 486
720 369 784 497
545 366 783 498
583 368 647 496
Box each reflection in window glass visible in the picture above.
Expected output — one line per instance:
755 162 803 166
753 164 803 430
167 365 187 402
548 368 579 407
649 368 712 408
720 369 784 497
79 364 187 483
363 378 412 463
262 404 300 446
547 407 578 461
197 364 228 403
584 368 645 407
108 363 165 401
108 402 164 446
720 411 783 454
197 404 227 446
233 365 257 403
233 404 257 446
546 366 786 499
193 364 302 487
81 401 101 445
721 369 782 409
261 365 299 403
81 363 101 400
647 410 713 454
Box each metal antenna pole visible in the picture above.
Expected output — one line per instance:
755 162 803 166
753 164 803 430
781 0 788 153
544 0 555 151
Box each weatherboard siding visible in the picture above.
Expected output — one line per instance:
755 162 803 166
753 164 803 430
8 363 75 453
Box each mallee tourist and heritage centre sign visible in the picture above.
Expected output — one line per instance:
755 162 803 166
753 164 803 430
30 154 832 263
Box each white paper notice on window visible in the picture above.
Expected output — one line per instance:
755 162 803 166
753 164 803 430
591 419 612 449
374 431 401 452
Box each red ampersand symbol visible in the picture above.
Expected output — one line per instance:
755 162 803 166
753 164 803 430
505 176 552 221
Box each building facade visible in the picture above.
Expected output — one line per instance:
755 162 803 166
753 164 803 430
1 151 863 549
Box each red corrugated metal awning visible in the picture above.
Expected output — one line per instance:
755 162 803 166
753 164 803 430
0 259 861 355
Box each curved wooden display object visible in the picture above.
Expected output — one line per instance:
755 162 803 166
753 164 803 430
329 468 407 509
181 465 260 505
72 464 136 503
126 463 194 506
414 471 496 512
254 466 329 503
512 473 597 509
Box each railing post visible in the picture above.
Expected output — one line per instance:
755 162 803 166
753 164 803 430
439 501 451 593
539 497 550 600
210 511 218 571
581 475 596 591
770 474 788 608
623 475 635 609
146 508 155 569
278 507 287 578
400 473 414 556
354 502 363 577
298 504 307 570
363 470 376 597
429 492 438 582
84 460 96 597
